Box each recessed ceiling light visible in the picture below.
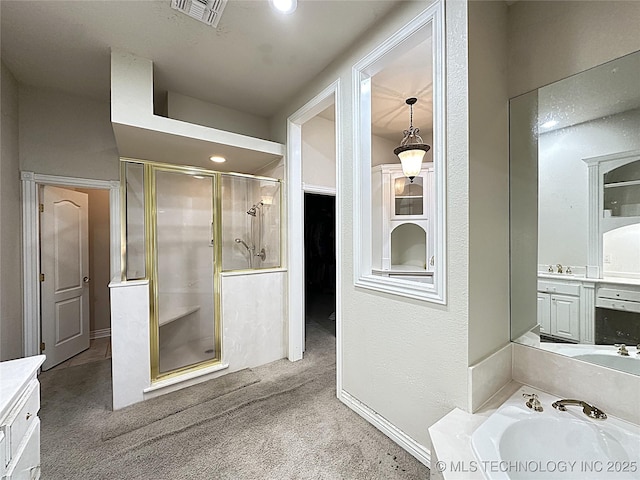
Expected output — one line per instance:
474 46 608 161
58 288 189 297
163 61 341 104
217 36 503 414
210 156 226 163
270 0 297 14
541 120 558 129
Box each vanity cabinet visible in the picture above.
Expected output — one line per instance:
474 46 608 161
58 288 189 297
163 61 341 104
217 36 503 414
371 164 434 279
1 356 45 480
537 281 581 342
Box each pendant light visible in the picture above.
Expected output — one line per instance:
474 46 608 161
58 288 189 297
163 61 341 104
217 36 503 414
393 97 430 182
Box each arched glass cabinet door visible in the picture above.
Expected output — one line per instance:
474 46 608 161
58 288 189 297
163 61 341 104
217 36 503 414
604 160 640 217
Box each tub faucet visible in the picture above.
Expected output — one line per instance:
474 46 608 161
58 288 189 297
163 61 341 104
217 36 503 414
556 264 563 274
615 344 629 356
552 399 607 420
522 393 543 412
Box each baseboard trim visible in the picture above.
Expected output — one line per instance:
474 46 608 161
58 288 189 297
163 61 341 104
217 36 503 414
339 389 431 468
90 328 111 339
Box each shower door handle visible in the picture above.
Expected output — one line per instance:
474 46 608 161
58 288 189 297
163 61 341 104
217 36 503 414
210 222 214 247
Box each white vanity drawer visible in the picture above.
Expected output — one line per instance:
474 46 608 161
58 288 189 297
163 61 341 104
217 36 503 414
597 286 640 303
537 281 580 296
4 418 40 480
596 297 640 314
3 381 39 461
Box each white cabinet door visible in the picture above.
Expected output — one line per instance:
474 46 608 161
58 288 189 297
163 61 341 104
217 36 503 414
550 294 580 341
537 293 551 334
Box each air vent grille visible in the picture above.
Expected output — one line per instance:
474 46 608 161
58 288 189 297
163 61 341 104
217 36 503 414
171 0 228 28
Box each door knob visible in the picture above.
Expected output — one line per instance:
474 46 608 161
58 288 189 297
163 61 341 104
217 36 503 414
83 276 90 283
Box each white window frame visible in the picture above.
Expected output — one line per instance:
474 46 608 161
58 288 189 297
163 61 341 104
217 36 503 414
352 1 446 304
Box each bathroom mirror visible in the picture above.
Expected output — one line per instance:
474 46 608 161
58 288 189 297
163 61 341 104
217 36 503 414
510 49 640 376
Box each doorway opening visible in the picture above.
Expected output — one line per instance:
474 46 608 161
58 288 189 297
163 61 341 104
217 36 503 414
304 193 336 339
39 185 112 371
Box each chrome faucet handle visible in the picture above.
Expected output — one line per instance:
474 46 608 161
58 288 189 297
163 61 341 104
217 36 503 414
552 399 607 420
548 265 554 273
556 264 563 274
522 393 543 412
566 266 572 274
615 344 629 356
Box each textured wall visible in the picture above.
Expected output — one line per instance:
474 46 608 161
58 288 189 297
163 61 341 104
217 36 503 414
19 86 119 180
270 0 470 448
538 109 640 269
302 116 336 189
167 91 272 141
468 1 511 365
508 0 640 98
0 62 23 360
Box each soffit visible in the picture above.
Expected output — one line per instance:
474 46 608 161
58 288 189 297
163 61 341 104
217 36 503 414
1 0 401 118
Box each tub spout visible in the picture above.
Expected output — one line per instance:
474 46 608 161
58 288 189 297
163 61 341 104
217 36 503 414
522 393 543 412
552 399 607 420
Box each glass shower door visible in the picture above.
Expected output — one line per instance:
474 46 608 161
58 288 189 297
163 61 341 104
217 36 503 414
153 169 218 376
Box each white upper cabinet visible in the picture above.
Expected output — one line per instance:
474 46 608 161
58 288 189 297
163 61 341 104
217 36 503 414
372 164 434 280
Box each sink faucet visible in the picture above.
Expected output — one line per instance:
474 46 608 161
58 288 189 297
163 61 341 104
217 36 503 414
615 344 629 356
552 399 607 419
556 263 563 274
523 393 543 412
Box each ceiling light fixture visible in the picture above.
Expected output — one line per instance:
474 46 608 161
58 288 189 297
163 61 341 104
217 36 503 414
210 155 226 163
270 0 297 15
393 97 431 182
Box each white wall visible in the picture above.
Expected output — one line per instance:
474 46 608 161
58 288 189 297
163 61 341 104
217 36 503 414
253 158 284 180
468 0 510 365
371 134 402 167
0 62 23 361
508 0 640 98
77 189 112 333
538 109 640 269
19 87 119 180
302 116 335 189
271 0 470 449
167 91 272 141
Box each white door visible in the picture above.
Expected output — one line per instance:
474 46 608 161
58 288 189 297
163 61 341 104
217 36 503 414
41 186 90 370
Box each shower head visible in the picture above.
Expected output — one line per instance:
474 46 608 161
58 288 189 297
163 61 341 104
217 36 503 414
235 238 251 251
246 201 264 216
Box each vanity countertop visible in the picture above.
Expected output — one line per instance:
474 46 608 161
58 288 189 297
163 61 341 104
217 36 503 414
0 355 46 419
538 273 640 287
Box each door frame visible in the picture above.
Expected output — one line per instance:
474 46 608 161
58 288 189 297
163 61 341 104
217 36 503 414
286 79 342 394
21 172 121 357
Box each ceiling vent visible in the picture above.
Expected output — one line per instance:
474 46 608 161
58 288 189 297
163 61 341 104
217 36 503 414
171 0 228 28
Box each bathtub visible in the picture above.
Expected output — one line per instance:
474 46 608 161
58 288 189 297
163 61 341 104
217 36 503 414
539 344 640 375
471 386 640 480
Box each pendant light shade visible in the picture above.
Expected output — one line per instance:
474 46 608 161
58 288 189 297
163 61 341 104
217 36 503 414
393 97 430 182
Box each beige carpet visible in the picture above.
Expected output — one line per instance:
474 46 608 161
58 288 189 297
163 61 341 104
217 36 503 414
39 323 430 479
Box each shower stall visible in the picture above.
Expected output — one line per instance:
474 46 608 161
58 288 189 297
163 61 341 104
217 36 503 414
122 160 281 380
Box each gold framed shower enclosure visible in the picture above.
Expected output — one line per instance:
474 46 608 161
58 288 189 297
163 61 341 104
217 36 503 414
120 159 221 382
120 158 282 383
